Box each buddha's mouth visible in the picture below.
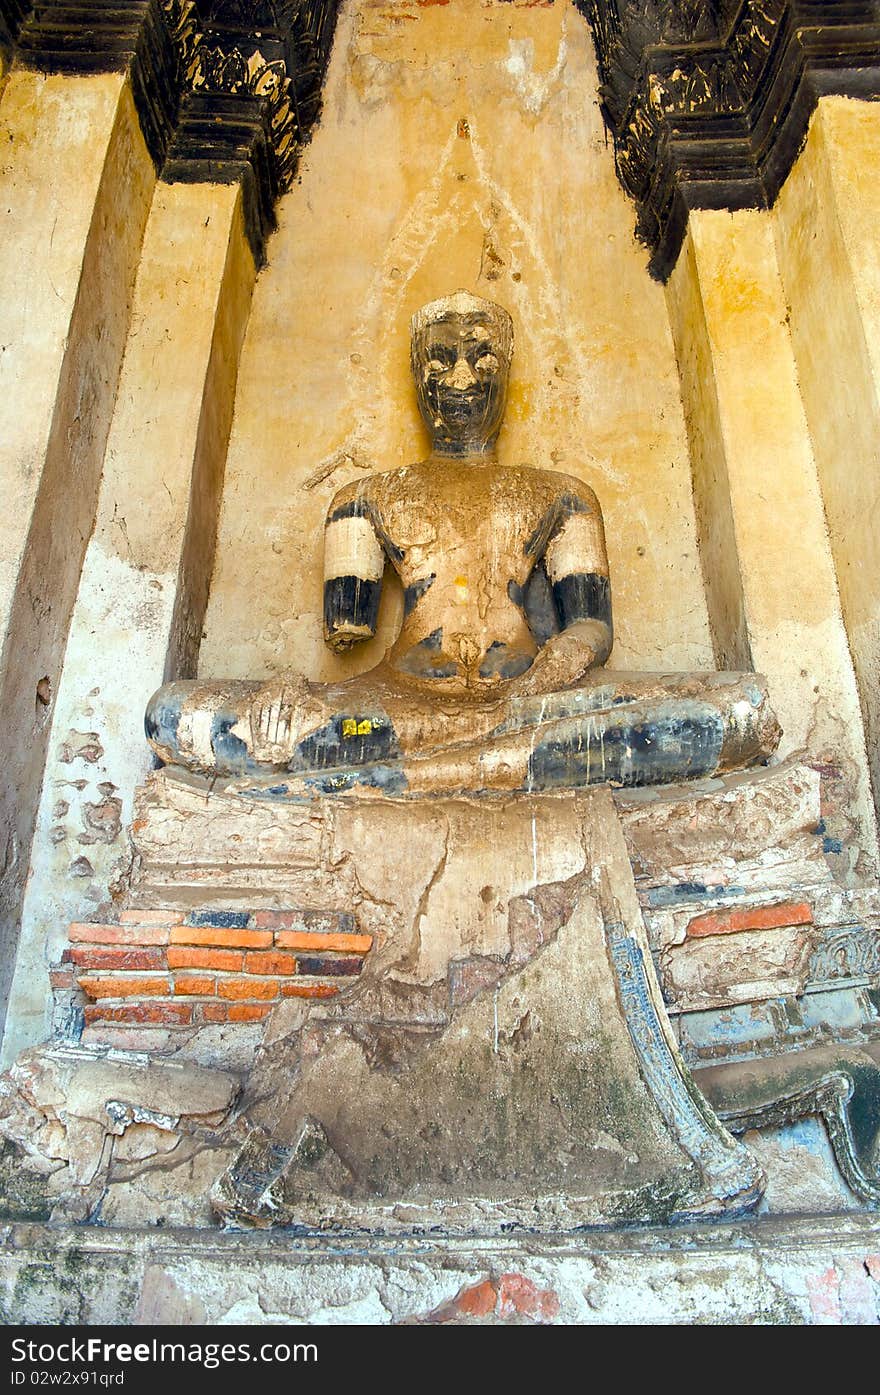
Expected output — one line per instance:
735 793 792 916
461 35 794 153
436 390 490 422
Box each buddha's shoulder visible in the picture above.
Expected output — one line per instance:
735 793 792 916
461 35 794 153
507 463 602 513
326 464 421 514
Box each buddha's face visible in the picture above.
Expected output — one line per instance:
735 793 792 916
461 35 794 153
412 309 511 455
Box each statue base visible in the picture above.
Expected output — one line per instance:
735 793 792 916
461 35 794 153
123 776 763 1228
1 1214 880 1323
34 761 880 1233
212 791 762 1228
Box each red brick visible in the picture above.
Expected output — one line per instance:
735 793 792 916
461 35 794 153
280 982 339 999
274 931 372 953
686 901 813 939
245 950 299 976
453 1281 497 1318
167 947 243 972
427 1280 497 1323
68 922 170 946
78 975 171 999
119 909 184 926
217 976 280 1001
227 1003 273 1022
496 1273 560 1322
806 1267 843 1324
198 1003 229 1024
49 969 77 990
173 975 215 996
170 925 272 949
83 1001 192 1025
69 946 167 972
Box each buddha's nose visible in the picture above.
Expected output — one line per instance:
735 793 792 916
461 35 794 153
447 355 477 390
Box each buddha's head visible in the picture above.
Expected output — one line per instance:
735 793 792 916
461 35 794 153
410 290 513 456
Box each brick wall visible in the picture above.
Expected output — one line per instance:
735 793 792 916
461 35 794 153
54 908 372 1043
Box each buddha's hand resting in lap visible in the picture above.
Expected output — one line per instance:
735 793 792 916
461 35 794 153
511 619 610 699
242 675 327 766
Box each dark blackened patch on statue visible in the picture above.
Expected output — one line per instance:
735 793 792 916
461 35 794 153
525 493 592 559
210 708 262 776
324 577 381 636
403 574 436 617
479 642 533 680
528 708 724 790
144 692 181 750
553 572 612 632
303 763 408 796
522 561 561 645
291 712 399 772
397 629 459 679
326 497 404 563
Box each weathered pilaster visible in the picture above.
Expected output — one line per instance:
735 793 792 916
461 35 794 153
0 15 164 1030
665 208 879 880
1 1 340 1059
0 1 339 1055
773 99 880 830
2 182 256 1062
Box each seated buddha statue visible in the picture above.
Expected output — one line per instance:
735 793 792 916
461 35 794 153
146 291 780 797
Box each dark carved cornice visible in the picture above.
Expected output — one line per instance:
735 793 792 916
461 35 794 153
14 1 184 168
9 0 340 259
0 1 30 63
578 1 880 279
164 1 340 260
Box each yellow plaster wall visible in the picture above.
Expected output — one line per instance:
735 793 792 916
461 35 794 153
665 232 751 672
199 0 713 683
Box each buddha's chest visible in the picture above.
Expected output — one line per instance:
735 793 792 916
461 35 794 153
380 474 547 587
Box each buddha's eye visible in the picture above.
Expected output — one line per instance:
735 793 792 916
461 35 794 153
475 353 499 374
426 344 454 372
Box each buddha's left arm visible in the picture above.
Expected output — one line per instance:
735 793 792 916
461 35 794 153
542 489 613 666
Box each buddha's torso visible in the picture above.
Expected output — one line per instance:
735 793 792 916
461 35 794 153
361 459 578 695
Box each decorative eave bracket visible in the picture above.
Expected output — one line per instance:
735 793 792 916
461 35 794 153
6 0 341 261
577 0 880 279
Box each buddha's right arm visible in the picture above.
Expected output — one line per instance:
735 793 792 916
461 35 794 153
323 488 386 651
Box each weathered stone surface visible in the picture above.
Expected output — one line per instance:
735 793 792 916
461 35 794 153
0 1045 239 1221
618 759 828 894
1 1214 880 1324
128 759 845 1024
212 788 761 1232
661 922 820 1013
696 1042 880 1205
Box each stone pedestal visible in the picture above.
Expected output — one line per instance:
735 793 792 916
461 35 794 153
16 758 880 1233
70 772 764 1229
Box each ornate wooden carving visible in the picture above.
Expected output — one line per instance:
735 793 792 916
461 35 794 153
164 0 340 258
0 0 30 68
578 1 880 278
9 0 341 259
